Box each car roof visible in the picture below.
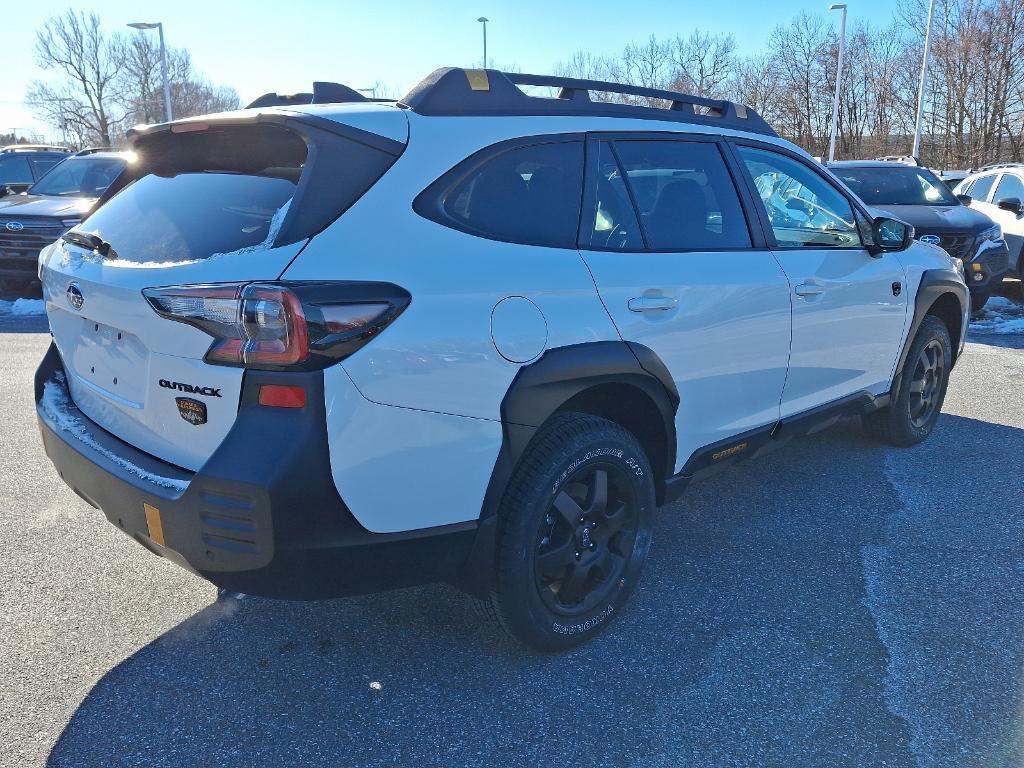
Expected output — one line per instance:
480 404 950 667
828 161 924 169
64 150 132 160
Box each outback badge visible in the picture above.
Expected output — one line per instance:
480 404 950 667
175 397 207 426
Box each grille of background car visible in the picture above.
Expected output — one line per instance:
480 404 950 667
0 219 66 265
933 233 973 261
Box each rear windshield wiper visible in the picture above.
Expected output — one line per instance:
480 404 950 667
61 230 118 259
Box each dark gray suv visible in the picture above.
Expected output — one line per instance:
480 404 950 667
0 145 70 194
832 160 1009 311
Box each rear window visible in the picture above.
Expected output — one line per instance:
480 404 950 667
77 122 399 265
80 171 297 264
418 140 584 249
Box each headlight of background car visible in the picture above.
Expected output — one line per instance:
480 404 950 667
976 224 1002 244
951 256 965 278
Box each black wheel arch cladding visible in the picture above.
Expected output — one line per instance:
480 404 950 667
895 270 967 393
457 341 678 596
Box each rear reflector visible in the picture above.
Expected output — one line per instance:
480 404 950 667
258 384 306 408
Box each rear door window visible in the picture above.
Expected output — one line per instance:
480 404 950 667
0 156 32 185
421 140 585 248
610 139 751 250
585 141 644 250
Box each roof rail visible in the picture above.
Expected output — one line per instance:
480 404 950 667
0 144 70 153
73 146 116 156
245 81 372 109
874 155 920 166
977 161 1024 171
399 68 777 137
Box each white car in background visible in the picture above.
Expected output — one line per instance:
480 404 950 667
956 164 1024 292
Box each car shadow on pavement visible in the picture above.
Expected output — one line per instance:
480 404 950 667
46 417 1024 768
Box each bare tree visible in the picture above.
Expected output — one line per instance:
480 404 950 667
119 34 240 126
27 10 125 147
669 31 737 98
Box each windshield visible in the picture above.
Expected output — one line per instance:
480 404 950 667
30 156 125 198
833 165 959 206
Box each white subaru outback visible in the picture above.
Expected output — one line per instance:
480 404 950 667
35 69 969 651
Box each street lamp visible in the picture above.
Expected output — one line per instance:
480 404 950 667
127 21 172 122
827 3 847 163
477 17 489 69
912 0 937 160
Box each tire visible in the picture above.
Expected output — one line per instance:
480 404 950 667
862 315 952 447
484 412 655 651
970 290 992 313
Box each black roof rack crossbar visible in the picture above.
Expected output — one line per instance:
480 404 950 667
400 68 777 137
245 82 372 110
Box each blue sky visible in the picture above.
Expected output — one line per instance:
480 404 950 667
2 0 902 140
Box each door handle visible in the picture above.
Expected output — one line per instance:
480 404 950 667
794 283 826 298
628 295 679 312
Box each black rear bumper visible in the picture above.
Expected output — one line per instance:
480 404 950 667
35 343 476 599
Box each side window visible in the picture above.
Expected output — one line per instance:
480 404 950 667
30 158 60 180
611 139 751 250
585 141 644 250
738 146 861 248
0 156 33 185
995 173 1024 202
438 141 584 248
968 173 997 202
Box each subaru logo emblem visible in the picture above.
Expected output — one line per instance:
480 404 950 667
918 234 941 246
66 283 84 311
4 221 24 232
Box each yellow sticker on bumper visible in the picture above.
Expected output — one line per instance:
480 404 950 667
144 503 165 547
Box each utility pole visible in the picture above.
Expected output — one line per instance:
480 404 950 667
827 3 847 163
912 0 937 161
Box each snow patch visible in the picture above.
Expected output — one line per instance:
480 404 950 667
39 375 190 492
970 294 1024 334
106 198 293 269
0 298 46 316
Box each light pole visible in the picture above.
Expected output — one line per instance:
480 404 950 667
477 17 489 69
827 3 847 163
912 0 937 161
127 22 172 122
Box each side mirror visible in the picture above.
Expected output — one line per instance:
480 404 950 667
997 197 1023 214
956 193 972 205
871 216 913 254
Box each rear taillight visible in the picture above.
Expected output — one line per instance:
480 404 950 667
143 281 410 371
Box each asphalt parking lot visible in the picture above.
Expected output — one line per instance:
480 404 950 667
2 285 1022 768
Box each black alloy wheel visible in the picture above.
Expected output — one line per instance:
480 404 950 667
908 339 946 429
534 463 639 616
